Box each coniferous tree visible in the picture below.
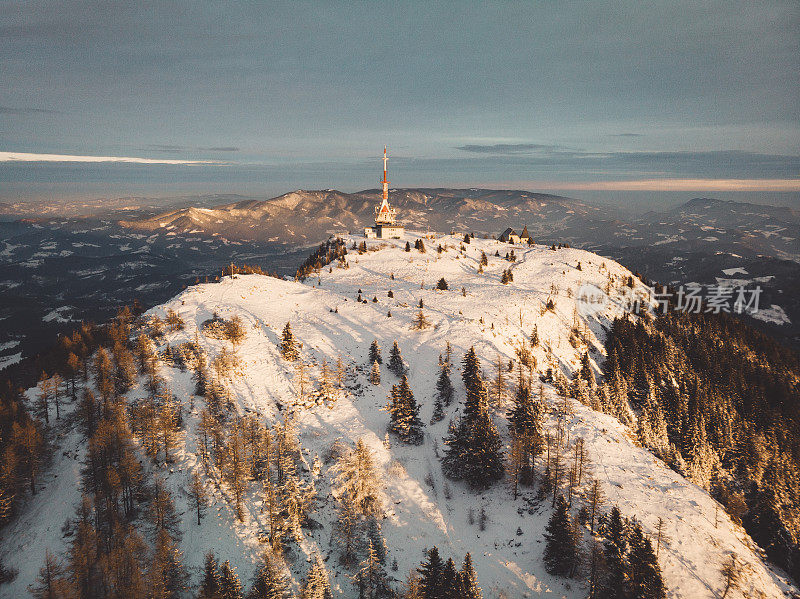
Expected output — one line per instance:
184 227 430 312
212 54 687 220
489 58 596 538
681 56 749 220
543 495 581 577
626 521 666 599
457 553 481 599
29 549 73 599
436 278 448 290
442 348 504 490
199 552 222 599
388 342 406 376
369 340 382 364
417 547 445 599
435 362 454 407
149 527 187 599
219 560 243 599
334 439 384 519
599 507 628 599
300 555 332 599
248 553 291 599
189 470 207 525
411 309 431 330
370 360 381 385
387 376 424 444
279 322 299 361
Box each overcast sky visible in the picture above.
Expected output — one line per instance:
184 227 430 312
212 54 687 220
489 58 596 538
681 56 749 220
1 1 798 201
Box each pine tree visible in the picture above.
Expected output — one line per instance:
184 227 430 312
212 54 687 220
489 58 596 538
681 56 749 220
189 470 207 525
441 558 458 596
479 252 488 266
358 541 391 599
300 555 332 599
457 553 481 599
388 341 406 376
369 340 382 364
461 347 484 423
29 549 73 599
435 362 454 407
370 360 381 385
279 322 299 361
436 278 448 290
442 349 504 489
585 479 605 535
387 376 424 444
217 561 243 599
334 439 384 519
543 495 581 577
411 309 431 330
149 527 187 599
530 325 539 347
248 553 291 599
627 521 666 599
417 547 444 599
599 506 628 599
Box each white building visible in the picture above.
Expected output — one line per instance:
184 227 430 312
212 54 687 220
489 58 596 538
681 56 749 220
365 147 405 240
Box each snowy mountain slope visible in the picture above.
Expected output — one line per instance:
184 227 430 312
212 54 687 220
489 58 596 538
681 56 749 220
1 233 796 598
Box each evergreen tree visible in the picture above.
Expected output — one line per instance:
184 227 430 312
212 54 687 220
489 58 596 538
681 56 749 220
369 340 382 364
436 278 448 290
599 507 628 599
417 547 445 599
442 349 504 489
334 439 384 519
457 553 481 599
543 495 581 577
388 342 406 376
441 558 458 596
248 553 290 599
370 360 381 385
387 376 424 445
219 560 243 599
29 549 73 599
189 471 207 525
435 362 454 407
279 322 299 361
627 521 666 599
300 555 332 599
199 553 222 599
461 347 484 423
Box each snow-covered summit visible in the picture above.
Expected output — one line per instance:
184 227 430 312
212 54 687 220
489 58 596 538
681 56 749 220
2 232 795 598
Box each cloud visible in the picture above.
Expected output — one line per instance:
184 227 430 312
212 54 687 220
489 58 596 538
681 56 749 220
456 143 564 154
610 133 643 137
0 106 59 115
0 151 223 165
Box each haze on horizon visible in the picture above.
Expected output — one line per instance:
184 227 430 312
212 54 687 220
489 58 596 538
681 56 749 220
1 1 798 207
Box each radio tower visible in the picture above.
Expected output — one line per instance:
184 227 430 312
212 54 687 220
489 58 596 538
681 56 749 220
382 145 389 201
374 145 397 226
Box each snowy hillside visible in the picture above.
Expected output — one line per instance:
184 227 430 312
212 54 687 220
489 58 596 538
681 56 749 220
2 233 796 598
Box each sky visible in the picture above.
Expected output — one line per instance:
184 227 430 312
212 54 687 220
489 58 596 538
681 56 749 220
1 1 798 204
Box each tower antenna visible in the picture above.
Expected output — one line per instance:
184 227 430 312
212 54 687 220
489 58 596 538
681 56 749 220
382 145 389 201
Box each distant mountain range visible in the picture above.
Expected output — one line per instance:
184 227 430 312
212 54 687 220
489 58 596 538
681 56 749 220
120 188 604 245
1 190 798 370
120 188 800 344
120 189 800 262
